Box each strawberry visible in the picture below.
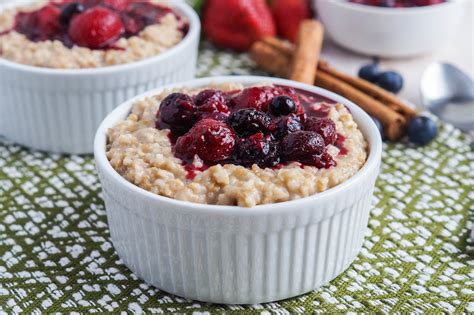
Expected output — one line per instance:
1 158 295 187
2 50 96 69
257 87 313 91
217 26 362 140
202 0 276 51
270 0 312 42
68 7 124 49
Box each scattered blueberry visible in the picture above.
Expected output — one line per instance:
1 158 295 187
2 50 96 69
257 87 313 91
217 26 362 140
375 71 403 94
269 96 297 116
370 116 384 139
407 116 438 145
358 63 380 82
59 2 85 25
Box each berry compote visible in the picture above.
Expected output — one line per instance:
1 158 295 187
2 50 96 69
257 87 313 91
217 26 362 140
5 0 187 49
155 85 349 174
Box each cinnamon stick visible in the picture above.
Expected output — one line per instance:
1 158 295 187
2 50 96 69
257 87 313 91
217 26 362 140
249 39 407 140
315 71 406 140
249 41 289 77
289 20 324 84
261 37 416 120
318 62 417 119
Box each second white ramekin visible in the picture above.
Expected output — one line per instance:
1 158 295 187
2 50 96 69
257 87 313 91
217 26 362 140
94 76 383 304
0 1 200 154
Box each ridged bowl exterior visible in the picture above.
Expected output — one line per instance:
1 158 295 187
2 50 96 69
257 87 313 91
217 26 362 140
94 76 383 304
0 2 200 154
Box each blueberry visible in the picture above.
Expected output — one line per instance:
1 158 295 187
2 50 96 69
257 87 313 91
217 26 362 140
269 95 297 116
370 116 384 139
407 116 438 145
375 71 403 93
59 2 85 25
358 63 380 82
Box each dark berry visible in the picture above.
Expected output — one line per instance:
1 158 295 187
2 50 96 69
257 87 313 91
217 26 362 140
304 117 336 145
271 113 303 139
174 119 236 163
371 115 384 139
158 93 196 128
269 95 297 116
59 3 85 25
228 108 272 137
375 71 404 94
358 63 380 82
407 116 438 145
233 133 280 168
194 89 230 120
280 131 325 163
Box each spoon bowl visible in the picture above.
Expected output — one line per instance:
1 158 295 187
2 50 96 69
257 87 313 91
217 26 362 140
421 62 474 132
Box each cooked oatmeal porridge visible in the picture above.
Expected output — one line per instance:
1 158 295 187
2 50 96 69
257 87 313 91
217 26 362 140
106 83 368 207
0 0 186 69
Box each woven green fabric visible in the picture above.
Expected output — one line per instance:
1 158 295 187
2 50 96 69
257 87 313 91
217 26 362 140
1 43 473 314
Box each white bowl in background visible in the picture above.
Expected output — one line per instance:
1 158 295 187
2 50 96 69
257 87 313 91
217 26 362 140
94 76 383 304
0 1 200 154
315 0 466 58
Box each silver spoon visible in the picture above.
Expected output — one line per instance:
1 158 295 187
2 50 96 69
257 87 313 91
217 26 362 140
421 62 474 242
420 62 474 137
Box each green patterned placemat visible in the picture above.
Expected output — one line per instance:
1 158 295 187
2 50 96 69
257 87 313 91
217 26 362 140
1 44 473 314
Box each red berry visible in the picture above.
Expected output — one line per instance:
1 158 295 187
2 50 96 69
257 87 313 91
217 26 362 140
69 7 124 49
15 5 61 41
194 90 230 120
304 117 336 146
280 131 325 163
271 113 303 140
174 119 236 163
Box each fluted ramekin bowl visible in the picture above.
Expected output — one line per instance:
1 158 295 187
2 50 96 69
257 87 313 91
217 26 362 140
0 1 200 154
94 76 382 304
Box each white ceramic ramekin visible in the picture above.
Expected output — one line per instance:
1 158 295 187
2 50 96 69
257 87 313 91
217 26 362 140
94 76 383 304
0 1 200 154
315 0 466 58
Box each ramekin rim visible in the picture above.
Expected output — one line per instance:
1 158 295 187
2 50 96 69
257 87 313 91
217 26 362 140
94 76 383 215
326 0 462 15
0 1 200 76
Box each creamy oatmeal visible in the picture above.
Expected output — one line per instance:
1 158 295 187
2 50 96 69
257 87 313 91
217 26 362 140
0 1 185 69
106 84 368 207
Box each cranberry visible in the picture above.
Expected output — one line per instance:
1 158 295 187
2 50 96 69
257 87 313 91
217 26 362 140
15 5 61 41
269 95 297 116
311 152 337 169
271 113 303 140
233 133 280 168
194 90 230 120
157 93 196 129
231 86 283 112
228 108 272 137
280 131 325 163
174 119 236 163
69 7 124 49
304 117 336 146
